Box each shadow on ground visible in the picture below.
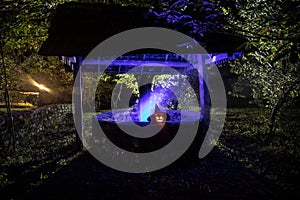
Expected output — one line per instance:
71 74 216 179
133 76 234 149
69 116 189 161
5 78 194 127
4 148 292 200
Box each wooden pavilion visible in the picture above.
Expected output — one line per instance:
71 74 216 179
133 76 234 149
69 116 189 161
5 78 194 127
39 2 247 146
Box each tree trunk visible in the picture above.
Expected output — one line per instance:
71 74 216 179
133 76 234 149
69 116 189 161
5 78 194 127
269 81 299 134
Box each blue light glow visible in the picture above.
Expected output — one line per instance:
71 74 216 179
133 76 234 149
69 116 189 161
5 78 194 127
136 86 177 122
138 92 156 122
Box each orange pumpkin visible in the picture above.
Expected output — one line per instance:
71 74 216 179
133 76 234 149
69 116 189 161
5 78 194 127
154 112 167 123
147 111 170 126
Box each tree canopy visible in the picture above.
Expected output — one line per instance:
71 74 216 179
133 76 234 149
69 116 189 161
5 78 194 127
221 0 300 133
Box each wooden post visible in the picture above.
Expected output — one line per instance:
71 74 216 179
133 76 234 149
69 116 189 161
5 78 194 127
197 54 210 130
73 56 83 151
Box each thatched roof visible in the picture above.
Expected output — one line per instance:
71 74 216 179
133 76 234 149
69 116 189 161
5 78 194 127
39 2 247 56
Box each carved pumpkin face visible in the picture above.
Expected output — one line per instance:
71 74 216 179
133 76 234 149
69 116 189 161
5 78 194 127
154 112 167 123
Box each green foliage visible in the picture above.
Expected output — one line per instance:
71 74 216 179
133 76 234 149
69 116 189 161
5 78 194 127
76 0 158 8
149 0 225 38
153 74 198 110
221 0 300 133
0 0 73 104
94 73 118 111
116 74 139 94
0 133 78 191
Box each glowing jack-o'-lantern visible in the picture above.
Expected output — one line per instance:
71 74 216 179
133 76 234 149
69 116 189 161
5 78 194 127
147 111 170 126
154 112 167 123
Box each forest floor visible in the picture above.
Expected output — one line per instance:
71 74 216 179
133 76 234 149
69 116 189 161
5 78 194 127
0 108 299 200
